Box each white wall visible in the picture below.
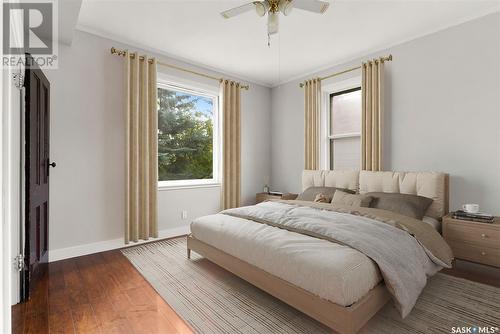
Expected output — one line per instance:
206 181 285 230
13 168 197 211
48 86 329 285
271 12 500 215
2 2 23 317
4 68 21 306
39 12 500 261
45 30 271 259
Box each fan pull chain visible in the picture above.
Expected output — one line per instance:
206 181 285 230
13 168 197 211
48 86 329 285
267 33 271 47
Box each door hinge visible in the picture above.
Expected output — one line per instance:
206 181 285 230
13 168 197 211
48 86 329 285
11 72 24 89
15 254 25 272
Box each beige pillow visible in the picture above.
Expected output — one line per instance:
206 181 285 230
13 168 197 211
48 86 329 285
366 192 433 220
314 193 330 203
296 187 355 203
332 191 373 207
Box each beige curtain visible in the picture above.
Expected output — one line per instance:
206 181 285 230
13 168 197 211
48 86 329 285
124 51 158 243
304 78 321 170
361 59 384 171
220 80 241 210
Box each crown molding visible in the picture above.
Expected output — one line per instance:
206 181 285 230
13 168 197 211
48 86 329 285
272 7 500 88
75 24 274 89
76 5 499 89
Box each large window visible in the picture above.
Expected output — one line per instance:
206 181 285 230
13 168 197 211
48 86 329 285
329 87 361 170
157 83 219 187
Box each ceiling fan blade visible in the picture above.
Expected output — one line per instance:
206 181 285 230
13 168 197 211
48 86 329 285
221 2 256 19
293 0 330 14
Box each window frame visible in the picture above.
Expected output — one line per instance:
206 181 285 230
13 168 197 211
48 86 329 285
322 80 362 170
328 86 362 139
156 81 221 190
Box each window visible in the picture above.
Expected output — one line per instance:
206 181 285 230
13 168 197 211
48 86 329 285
157 83 219 187
329 87 361 170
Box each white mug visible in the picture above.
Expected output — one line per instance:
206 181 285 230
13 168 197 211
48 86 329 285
462 204 479 214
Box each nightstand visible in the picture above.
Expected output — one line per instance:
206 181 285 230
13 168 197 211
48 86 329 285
442 214 500 268
256 192 298 204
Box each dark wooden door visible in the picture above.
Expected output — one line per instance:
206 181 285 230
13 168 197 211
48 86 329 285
22 54 51 301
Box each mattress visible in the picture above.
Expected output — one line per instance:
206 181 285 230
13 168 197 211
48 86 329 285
190 213 382 307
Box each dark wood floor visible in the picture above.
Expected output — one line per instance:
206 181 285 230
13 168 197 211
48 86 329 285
12 245 500 334
12 248 193 334
441 260 500 288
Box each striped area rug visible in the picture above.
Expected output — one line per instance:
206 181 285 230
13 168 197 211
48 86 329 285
122 237 500 334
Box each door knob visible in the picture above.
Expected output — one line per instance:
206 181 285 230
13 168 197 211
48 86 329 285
49 162 56 168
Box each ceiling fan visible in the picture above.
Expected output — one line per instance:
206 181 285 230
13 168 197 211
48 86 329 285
221 0 330 36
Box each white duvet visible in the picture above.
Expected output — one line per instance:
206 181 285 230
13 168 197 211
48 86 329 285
190 212 382 307
191 201 453 318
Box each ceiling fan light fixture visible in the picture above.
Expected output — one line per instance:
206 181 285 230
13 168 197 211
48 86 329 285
254 1 267 17
267 11 279 34
279 0 293 16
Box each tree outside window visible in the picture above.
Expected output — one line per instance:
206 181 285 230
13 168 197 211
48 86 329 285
157 86 217 183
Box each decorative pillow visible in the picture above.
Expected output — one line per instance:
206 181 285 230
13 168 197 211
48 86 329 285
331 191 373 207
366 192 433 220
296 186 355 203
314 193 330 203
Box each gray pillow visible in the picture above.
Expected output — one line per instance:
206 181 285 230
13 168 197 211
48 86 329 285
331 191 373 207
296 186 355 203
366 192 433 220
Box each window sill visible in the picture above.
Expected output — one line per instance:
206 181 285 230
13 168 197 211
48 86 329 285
158 183 221 191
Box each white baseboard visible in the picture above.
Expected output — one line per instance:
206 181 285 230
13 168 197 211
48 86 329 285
48 225 190 262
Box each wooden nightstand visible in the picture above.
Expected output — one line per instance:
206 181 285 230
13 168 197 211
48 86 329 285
442 214 500 268
256 192 298 204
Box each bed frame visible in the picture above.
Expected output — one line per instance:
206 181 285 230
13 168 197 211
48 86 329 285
187 235 391 334
187 170 449 334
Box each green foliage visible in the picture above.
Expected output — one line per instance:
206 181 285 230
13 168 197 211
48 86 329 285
157 88 213 181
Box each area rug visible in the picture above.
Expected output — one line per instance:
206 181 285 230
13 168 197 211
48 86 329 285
122 237 500 334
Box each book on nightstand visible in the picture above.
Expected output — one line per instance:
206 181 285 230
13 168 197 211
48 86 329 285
268 191 283 196
452 210 494 223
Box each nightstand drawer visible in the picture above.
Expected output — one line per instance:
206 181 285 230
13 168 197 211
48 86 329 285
443 222 500 247
448 240 500 267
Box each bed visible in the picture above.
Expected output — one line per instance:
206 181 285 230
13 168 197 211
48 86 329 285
187 170 452 334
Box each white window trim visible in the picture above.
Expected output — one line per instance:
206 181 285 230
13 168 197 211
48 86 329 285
329 132 361 140
321 76 361 170
156 81 221 189
158 179 220 191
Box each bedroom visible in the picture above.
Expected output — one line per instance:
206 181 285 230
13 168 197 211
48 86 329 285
0 0 499 333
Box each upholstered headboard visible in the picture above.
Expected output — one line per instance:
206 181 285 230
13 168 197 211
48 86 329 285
302 170 449 219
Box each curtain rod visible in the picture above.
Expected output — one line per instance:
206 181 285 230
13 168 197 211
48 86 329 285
299 54 393 88
110 47 250 90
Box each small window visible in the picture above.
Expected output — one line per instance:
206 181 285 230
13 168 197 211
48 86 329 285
329 87 361 170
157 83 219 187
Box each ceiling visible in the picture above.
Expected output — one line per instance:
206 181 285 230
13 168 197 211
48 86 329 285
59 0 83 45
77 0 500 87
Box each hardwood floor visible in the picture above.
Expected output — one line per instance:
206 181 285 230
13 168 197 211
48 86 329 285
12 248 194 334
441 259 500 288
12 245 500 334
